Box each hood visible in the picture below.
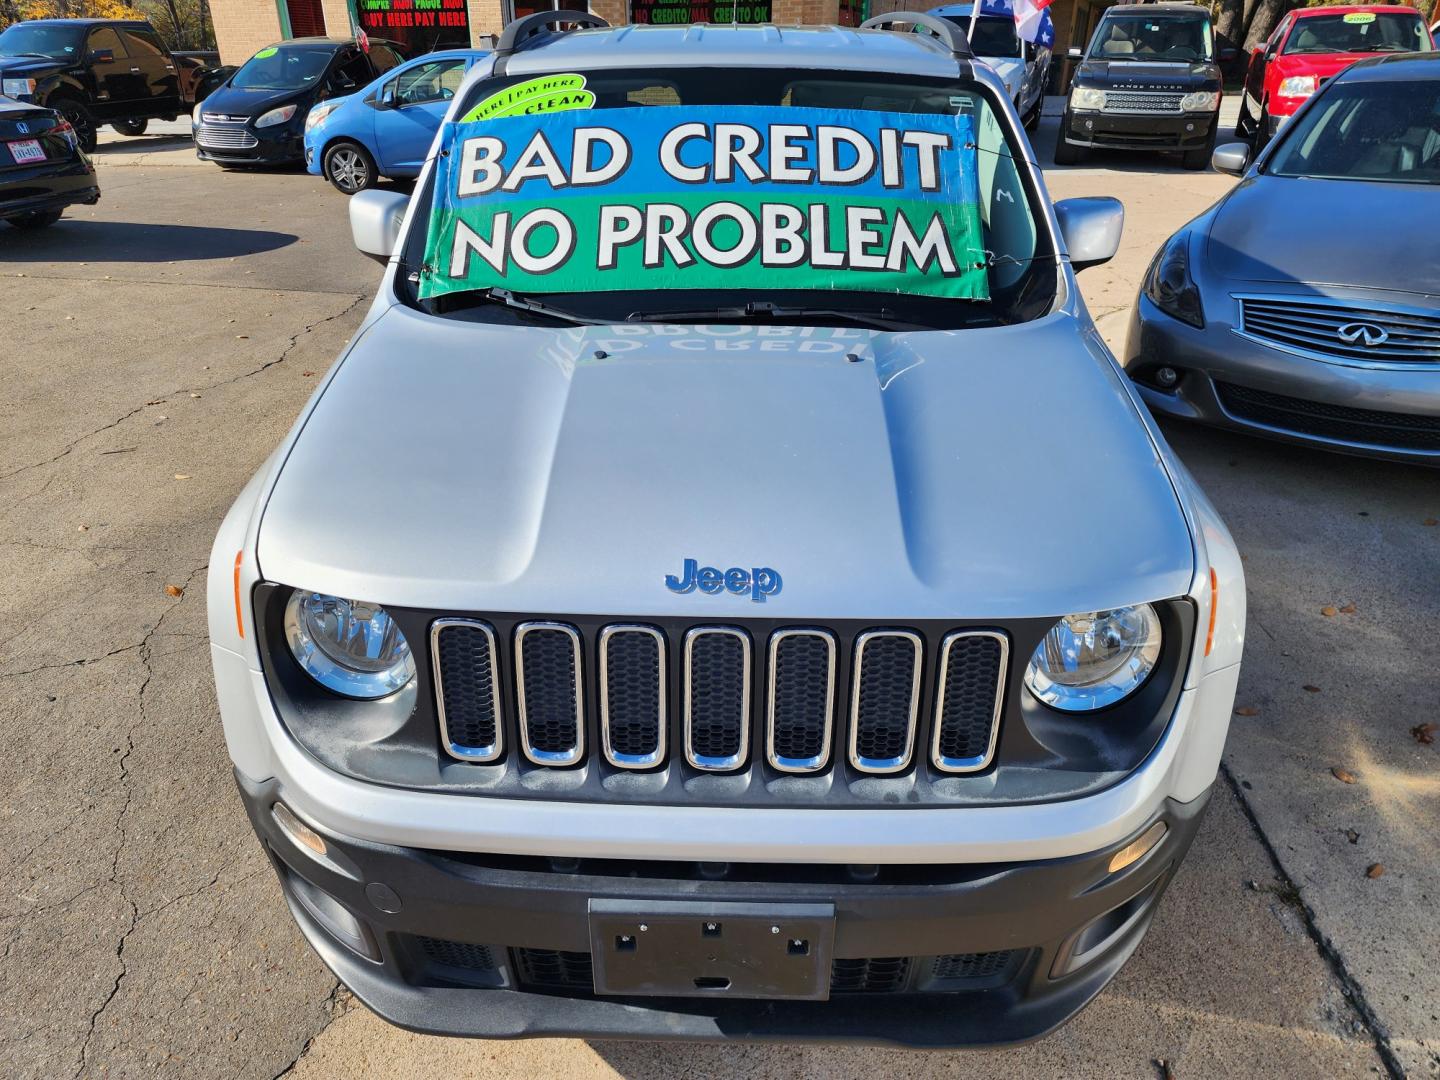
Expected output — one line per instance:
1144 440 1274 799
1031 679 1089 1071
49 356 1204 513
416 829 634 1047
199 82 316 119
983 57 1025 98
1073 59 1218 90
257 309 1195 620
1270 52 1378 82
0 55 67 79
1207 176 1440 296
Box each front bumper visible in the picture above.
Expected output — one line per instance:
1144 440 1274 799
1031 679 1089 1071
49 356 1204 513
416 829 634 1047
0 156 99 218
1125 293 1440 465
240 769 1211 1045
194 126 304 165
1062 109 1217 152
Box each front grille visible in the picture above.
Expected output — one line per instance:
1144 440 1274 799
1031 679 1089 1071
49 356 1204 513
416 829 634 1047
1216 381 1440 452
831 956 911 993
1103 90 1184 114
600 625 665 768
684 627 751 770
195 120 258 150
432 620 502 761
1237 296 1440 367
418 936 495 971
931 950 1015 980
515 622 584 765
933 632 1007 773
514 948 593 990
766 629 836 772
849 631 923 773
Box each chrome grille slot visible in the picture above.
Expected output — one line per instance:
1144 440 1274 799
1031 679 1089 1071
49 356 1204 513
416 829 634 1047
932 631 1007 774
766 628 836 774
195 120 258 149
431 619 503 762
684 627 751 771
1237 295 1440 367
515 622 584 766
599 625 665 769
1103 90 1183 114
848 630 922 774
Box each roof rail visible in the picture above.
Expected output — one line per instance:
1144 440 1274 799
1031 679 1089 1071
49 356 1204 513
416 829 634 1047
494 9 609 63
859 11 974 59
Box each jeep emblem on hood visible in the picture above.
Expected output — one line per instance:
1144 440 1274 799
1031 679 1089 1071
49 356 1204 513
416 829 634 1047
665 559 782 603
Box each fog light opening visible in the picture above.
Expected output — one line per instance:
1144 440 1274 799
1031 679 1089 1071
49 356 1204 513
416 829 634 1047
1108 821 1168 875
1154 366 1180 389
273 801 329 860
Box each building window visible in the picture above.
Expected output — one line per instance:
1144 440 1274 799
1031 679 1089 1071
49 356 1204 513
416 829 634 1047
837 0 869 26
286 0 328 38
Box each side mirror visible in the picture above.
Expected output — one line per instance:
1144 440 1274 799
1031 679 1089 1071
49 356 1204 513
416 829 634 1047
379 85 397 108
350 188 408 262
1067 46 1084 59
88 49 115 64
1211 141 1251 176
1054 196 1124 272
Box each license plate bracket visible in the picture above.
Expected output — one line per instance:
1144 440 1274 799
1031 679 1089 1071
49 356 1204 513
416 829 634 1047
9 139 45 164
588 899 836 1000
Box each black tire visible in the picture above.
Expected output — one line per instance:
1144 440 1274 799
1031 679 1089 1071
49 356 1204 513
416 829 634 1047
1052 123 1083 166
1022 96 1042 132
323 140 377 195
1181 144 1212 170
111 118 149 136
51 98 97 153
7 209 63 229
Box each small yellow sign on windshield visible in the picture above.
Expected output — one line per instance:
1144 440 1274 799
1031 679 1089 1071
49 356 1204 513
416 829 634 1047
253 46 279 58
1342 12 1376 24
461 75 595 122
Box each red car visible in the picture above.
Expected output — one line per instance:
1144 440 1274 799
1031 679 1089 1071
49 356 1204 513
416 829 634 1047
1237 4 1435 149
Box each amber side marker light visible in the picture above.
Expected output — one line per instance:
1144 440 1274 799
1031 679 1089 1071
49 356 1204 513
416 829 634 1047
1204 567 1219 657
273 802 329 859
1108 821 1168 875
233 550 245 639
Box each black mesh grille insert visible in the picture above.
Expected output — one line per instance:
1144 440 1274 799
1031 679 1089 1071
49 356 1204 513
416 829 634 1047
434 623 499 754
852 634 919 767
687 631 748 764
418 937 495 971
769 632 833 765
514 948 593 990
931 950 1016 981
1216 381 1440 452
935 634 1004 768
603 629 663 761
831 956 911 993
518 626 580 756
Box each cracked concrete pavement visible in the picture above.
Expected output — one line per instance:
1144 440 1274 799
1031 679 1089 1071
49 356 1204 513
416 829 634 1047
0 106 1435 1079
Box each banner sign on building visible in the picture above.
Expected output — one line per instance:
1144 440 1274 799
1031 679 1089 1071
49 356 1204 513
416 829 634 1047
629 0 772 24
357 0 469 47
419 104 991 302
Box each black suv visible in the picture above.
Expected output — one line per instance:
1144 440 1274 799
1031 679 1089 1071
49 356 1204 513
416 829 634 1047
0 18 229 152
1055 3 1232 169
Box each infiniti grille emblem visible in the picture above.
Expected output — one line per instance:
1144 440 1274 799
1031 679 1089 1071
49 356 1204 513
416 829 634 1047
1337 322 1389 348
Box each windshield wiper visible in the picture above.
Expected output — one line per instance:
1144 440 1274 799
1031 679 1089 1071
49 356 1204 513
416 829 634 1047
451 287 615 325
626 300 930 332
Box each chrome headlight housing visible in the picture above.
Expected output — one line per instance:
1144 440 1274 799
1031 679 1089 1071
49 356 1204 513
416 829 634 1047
1070 86 1105 111
256 104 299 128
284 592 415 699
304 99 341 133
1024 605 1163 712
3 77 37 99
1277 75 1317 99
192 101 204 125
1179 90 1221 112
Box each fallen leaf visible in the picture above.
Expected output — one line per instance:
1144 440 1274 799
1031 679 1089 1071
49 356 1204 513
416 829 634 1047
1423 519 1437 527
1412 723 1438 745
76 524 89 532
1321 606 1338 617
1303 685 1321 693
301 371 315 377
1331 767 1357 784
174 474 191 481
236 334 249 340
1234 706 1259 717
1345 829 1360 844
164 584 184 598
146 398 167 406
189 393 200 399
1338 603 1357 614
1366 863 1384 879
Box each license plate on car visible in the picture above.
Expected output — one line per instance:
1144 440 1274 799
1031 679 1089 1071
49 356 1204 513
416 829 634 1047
9 139 45 164
589 899 836 1000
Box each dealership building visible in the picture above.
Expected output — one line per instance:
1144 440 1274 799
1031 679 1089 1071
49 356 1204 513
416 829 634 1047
208 0 1102 72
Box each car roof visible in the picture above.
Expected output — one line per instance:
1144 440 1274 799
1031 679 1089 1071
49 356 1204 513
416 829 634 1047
1290 4 1422 16
1339 50 1440 79
403 48 489 61
1097 4 1211 19
20 18 153 27
505 24 968 78
930 4 1005 16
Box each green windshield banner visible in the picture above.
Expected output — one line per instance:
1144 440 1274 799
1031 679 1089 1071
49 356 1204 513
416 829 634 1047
418 105 990 302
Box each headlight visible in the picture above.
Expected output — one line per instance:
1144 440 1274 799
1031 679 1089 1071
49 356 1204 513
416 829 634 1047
1142 230 1204 328
192 101 203 125
1024 605 1163 712
1070 86 1105 111
284 592 415 699
256 104 299 128
1179 90 1220 112
1277 75 1317 99
304 100 341 133
2 77 36 98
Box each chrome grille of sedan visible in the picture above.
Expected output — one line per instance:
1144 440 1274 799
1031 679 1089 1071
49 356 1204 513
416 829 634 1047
195 120 258 150
1237 296 1440 366
1103 90 1184 114
432 619 1008 780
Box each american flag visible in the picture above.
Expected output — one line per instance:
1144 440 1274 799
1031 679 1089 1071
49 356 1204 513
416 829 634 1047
970 0 1056 48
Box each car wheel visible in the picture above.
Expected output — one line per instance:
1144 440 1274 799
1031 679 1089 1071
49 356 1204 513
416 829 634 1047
51 98 97 153
1181 143 1212 170
1052 122 1083 166
324 141 377 195
111 118 149 136
7 209 64 229
1022 96 1042 132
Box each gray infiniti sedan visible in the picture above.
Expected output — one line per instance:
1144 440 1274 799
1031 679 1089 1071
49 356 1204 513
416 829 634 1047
1125 51 1440 464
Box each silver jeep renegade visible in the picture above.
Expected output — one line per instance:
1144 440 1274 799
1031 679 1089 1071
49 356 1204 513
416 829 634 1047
208 12 1245 1046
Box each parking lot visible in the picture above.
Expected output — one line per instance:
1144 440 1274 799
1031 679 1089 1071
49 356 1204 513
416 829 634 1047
1 103 1437 1079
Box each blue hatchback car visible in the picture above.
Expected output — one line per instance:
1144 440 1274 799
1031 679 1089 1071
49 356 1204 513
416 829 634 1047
303 49 488 193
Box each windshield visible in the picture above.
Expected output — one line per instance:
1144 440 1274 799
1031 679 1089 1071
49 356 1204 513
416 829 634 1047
231 45 334 90
0 23 84 59
1283 13 1431 55
1267 79 1440 185
943 15 1023 58
403 66 1055 331
1090 15 1213 62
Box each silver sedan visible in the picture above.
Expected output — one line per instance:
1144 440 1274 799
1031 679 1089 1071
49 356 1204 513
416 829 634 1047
1124 51 1440 465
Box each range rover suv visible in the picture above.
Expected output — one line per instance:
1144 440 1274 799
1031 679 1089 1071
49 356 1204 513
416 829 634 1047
208 11 1245 1046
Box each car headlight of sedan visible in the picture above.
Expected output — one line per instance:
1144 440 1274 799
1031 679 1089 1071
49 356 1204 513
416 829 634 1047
1024 605 1163 712
3 77 36 98
284 591 415 699
1142 229 1204 328
192 101 204 125
1070 86 1105 111
304 100 341 133
256 104 299 128
1179 90 1220 112
1277 75 1317 99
